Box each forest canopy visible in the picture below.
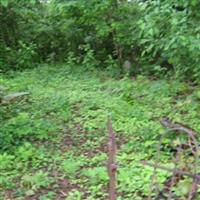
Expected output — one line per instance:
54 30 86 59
1 0 200 81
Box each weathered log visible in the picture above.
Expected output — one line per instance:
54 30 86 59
1 92 30 104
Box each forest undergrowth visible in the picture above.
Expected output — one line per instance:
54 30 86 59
1 65 200 200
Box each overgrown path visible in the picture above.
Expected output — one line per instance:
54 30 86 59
1 65 200 200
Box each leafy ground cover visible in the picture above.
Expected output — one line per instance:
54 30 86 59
1 65 200 200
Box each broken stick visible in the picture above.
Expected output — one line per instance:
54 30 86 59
107 116 117 200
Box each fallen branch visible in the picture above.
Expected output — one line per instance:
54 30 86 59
160 118 198 137
160 117 200 157
141 161 200 183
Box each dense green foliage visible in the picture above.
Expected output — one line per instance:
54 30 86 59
1 0 200 81
1 0 200 199
1 65 200 199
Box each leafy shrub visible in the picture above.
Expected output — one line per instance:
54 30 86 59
0 42 37 71
0 111 57 151
21 170 54 190
0 153 15 171
81 167 108 185
137 0 200 81
65 190 83 200
15 41 38 69
61 159 82 178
